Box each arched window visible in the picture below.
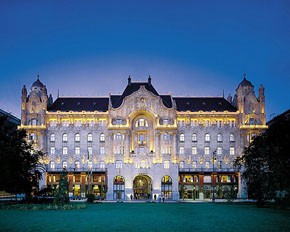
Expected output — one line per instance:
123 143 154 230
163 132 170 141
161 176 172 199
205 133 210 142
50 134 55 142
192 133 197 142
87 133 93 142
115 132 123 140
100 133 105 142
180 133 185 142
113 175 125 200
230 134 235 142
75 133 80 142
62 133 68 142
217 133 222 142
29 133 37 141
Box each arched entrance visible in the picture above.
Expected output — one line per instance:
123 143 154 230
133 175 152 200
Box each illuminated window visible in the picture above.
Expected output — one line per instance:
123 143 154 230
115 132 123 140
191 119 198 127
192 161 197 168
50 134 55 142
205 120 210 127
30 118 37 126
75 120 82 127
135 118 148 128
230 133 235 142
218 161 222 169
49 120 57 127
74 147 80 155
205 161 210 168
179 161 184 169
100 133 105 142
192 147 197 155
88 120 94 127
75 161 80 169
205 133 210 142
164 161 170 169
100 161 106 169
88 147 93 155
87 133 93 142
161 176 172 199
179 147 184 155
62 147 68 155
217 120 222 128
62 133 68 142
192 133 197 142
217 147 222 155
75 133 80 142
163 119 169 125
50 161 55 169
230 147 235 155
88 161 92 169
116 160 122 169
62 120 70 127
62 161 67 169
100 147 105 155
217 133 222 142
29 133 37 141
204 146 210 155
50 147 55 155
180 133 185 142
99 119 106 126
163 132 170 141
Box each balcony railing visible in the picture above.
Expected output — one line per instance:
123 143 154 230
46 167 107 172
179 168 238 173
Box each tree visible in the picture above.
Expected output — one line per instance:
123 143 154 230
0 116 44 198
53 169 69 206
235 115 290 206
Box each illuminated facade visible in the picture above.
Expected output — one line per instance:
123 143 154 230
19 75 267 200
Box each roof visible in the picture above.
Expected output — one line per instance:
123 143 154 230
31 78 44 88
173 97 237 112
47 80 237 112
0 109 21 125
238 77 253 88
48 97 109 112
112 82 160 108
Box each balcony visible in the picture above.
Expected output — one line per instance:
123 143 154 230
46 167 107 173
179 168 238 173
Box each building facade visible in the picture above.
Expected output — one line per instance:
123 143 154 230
19 75 267 201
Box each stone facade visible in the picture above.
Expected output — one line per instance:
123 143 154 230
19 75 267 201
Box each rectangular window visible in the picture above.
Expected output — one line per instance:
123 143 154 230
100 161 106 169
100 147 105 155
62 147 68 155
204 147 210 155
50 147 55 155
75 161 80 169
74 120 82 127
88 147 93 155
49 120 57 127
99 119 106 126
191 119 198 127
217 147 222 155
62 120 70 127
88 161 92 169
50 161 55 169
62 161 67 169
192 161 197 168
217 120 222 128
205 161 210 168
179 147 184 155
116 160 122 169
230 120 236 128
164 161 170 169
230 147 235 155
205 120 210 127
179 161 184 169
75 147 80 155
192 147 197 155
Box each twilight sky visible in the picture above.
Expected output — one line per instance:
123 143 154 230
0 0 289 120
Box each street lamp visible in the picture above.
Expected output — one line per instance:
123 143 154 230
212 150 217 203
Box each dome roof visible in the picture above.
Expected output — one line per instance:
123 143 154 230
32 77 44 88
238 74 253 87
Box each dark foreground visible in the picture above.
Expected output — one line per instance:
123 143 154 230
0 203 290 232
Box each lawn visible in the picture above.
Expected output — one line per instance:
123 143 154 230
0 203 290 232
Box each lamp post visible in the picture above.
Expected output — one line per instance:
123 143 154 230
212 150 217 203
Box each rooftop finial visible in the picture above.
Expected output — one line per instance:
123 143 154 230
243 73 246 79
148 75 151 85
128 75 131 85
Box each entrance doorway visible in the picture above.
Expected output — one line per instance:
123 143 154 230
133 175 152 200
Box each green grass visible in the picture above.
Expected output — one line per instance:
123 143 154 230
0 203 290 232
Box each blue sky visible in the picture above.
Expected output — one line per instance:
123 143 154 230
0 0 289 120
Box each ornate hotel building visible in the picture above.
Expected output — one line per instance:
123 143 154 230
19 75 267 201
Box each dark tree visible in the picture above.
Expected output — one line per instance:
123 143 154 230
235 115 290 206
0 116 44 198
53 169 69 206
